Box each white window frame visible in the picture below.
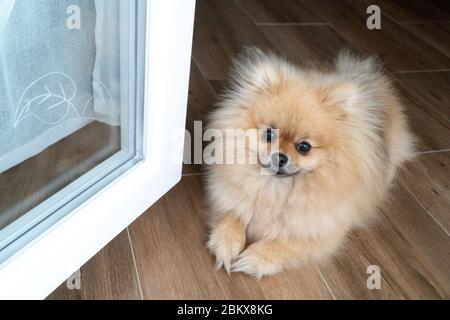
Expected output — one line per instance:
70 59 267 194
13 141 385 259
0 0 196 299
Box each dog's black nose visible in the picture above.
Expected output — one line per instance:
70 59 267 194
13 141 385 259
272 152 289 168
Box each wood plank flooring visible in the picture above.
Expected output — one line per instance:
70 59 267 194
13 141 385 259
48 0 450 299
369 0 450 23
47 230 141 300
0 122 120 229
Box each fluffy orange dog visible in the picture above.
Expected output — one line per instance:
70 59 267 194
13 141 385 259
206 48 415 278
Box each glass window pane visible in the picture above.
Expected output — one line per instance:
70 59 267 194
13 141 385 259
0 0 145 259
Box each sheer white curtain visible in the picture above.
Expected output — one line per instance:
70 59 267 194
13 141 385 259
0 0 15 37
0 0 122 173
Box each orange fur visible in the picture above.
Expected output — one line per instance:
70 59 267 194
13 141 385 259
206 48 416 278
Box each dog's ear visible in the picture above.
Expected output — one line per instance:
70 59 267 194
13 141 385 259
230 47 287 95
321 82 360 115
335 50 381 75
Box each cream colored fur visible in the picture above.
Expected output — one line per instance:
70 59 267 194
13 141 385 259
206 48 416 278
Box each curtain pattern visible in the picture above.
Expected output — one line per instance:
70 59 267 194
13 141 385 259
0 0 121 173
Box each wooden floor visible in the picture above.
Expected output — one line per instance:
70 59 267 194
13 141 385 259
0 122 120 229
48 0 450 299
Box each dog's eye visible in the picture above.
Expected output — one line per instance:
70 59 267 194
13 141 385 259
263 128 276 143
296 141 311 154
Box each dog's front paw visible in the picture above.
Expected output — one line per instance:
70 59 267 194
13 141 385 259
207 226 245 273
231 242 283 279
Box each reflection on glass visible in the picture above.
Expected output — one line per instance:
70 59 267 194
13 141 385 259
0 0 140 231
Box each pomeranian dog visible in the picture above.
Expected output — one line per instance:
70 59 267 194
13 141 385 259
205 48 416 278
